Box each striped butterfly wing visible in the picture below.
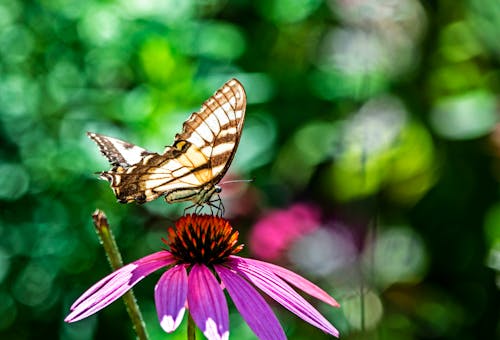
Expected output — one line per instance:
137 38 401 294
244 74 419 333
174 78 246 188
87 132 158 168
90 78 246 206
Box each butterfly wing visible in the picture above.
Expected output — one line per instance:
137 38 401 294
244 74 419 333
87 132 157 168
175 78 246 184
93 78 247 205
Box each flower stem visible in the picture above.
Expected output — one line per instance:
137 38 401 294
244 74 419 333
360 277 365 332
187 312 196 340
92 210 149 340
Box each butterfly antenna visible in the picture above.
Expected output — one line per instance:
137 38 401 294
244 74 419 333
219 178 255 186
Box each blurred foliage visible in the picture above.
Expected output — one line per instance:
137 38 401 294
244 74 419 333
0 0 499 339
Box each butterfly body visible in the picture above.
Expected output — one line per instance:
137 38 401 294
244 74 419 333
88 78 246 212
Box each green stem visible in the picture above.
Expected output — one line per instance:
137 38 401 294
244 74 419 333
92 210 149 340
187 312 196 340
360 276 365 332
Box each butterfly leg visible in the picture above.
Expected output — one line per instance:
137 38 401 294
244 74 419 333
184 203 197 216
196 204 204 215
183 198 224 216
208 203 215 216
207 194 224 217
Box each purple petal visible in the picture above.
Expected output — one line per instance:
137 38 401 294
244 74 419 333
65 251 175 322
227 257 339 338
155 264 188 332
215 265 286 340
239 257 340 307
187 264 229 340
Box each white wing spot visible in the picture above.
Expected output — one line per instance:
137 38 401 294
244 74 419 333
218 127 237 137
152 159 184 172
202 143 233 157
142 154 155 164
211 164 224 175
204 114 221 135
196 124 213 142
108 138 147 165
188 133 206 148
126 166 137 174
214 108 230 126
144 178 169 189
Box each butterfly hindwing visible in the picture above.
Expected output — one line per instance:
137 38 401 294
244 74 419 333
87 132 157 167
87 78 247 208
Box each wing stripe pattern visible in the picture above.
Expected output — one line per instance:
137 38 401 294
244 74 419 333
88 79 246 206
87 132 155 167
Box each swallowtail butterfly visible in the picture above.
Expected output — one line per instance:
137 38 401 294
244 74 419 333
88 78 246 214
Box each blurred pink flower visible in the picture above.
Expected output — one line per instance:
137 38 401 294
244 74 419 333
250 203 320 262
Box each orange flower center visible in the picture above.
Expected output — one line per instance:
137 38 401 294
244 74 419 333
164 214 244 265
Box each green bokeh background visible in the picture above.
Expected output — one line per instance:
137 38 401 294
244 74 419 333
0 0 499 339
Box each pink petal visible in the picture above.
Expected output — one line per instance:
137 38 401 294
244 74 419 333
188 264 229 340
215 265 286 340
227 257 339 338
155 264 188 333
239 257 340 307
65 251 175 322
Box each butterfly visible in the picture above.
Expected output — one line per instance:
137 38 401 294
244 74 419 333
87 78 246 215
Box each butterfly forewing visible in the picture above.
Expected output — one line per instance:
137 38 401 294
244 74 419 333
87 78 247 208
177 78 246 182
